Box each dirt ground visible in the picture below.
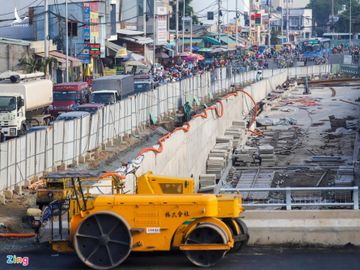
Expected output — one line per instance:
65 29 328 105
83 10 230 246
263 83 360 165
229 82 360 189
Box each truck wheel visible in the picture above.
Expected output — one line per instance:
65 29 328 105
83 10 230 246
74 212 132 270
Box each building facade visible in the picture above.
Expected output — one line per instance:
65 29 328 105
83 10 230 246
286 8 312 42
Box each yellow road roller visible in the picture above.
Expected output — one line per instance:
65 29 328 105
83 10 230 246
36 171 249 269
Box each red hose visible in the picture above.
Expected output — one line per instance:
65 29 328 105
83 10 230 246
136 88 257 158
136 123 190 157
0 233 35 238
238 89 259 129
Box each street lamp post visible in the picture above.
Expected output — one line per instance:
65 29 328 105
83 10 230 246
65 0 69 82
153 0 157 66
182 0 185 53
349 0 352 47
176 0 179 55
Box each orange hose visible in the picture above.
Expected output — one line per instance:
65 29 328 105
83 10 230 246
0 233 35 238
238 89 259 131
136 89 256 158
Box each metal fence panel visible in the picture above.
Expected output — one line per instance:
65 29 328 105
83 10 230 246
7 140 16 188
80 115 90 154
15 136 26 185
45 126 54 169
35 129 47 175
0 141 8 191
63 120 76 164
26 132 36 178
53 121 64 165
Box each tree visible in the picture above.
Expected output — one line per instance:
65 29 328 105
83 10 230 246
19 56 58 77
306 0 360 35
336 1 360 34
169 0 198 32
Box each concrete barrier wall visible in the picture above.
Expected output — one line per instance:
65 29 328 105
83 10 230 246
133 65 331 192
0 65 331 192
243 210 360 246
134 72 288 191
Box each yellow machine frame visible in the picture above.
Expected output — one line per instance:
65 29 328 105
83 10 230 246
43 171 248 269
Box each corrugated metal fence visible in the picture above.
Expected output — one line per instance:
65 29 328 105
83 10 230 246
0 65 331 191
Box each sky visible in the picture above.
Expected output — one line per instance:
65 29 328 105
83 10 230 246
1 0 311 26
0 0 84 20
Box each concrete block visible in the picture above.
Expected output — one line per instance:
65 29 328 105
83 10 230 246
0 192 5 205
14 185 22 194
57 164 67 171
244 210 360 246
78 156 86 164
3 190 13 199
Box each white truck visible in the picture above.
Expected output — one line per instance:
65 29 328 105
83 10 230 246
0 75 53 138
90 75 135 105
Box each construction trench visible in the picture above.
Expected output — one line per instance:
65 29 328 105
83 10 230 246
129 74 360 246
1 70 360 252
133 75 360 193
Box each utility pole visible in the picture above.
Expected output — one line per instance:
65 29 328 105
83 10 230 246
331 0 334 33
153 0 156 65
281 0 283 38
217 0 221 41
190 13 193 53
349 0 352 47
268 0 271 46
182 0 185 52
44 0 49 59
143 0 147 37
176 0 179 54
143 0 147 62
65 0 69 82
235 0 238 47
286 0 289 42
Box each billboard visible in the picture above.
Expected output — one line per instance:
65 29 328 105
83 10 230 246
81 2 100 64
156 6 168 45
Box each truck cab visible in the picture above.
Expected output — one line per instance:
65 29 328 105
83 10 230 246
90 75 134 105
0 93 26 137
50 82 90 117
90 90 118 105
0 76 53 139
134 74 158 94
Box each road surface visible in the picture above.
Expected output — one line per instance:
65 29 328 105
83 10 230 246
1 245 359 270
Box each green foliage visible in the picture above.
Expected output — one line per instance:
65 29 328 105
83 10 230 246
18 56 58 76
307 0 360 34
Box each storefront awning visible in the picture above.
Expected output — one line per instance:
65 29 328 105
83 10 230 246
121 36 153 45
36 51 82 67
203 36 221 45
105 41 128 58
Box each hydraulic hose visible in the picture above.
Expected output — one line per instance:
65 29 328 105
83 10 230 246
0 233 35 238
136 87 259 157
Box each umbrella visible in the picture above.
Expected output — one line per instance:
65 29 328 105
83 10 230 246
155 52 170 59
178 52 191 57
192 53 204 61
211 47 225 53
125 61 148 68
130 52 144 61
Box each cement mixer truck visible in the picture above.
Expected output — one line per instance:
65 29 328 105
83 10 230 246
0 73 53 139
